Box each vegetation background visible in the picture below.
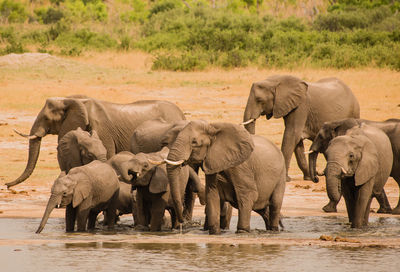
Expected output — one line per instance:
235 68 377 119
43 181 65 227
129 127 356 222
1 0 400 70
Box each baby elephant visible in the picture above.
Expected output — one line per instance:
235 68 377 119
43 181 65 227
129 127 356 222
36 161 120 233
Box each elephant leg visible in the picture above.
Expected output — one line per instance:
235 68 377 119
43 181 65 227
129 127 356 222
220 202 232 230
352 182 374 228
268 182 285 231
341 179 355 224
282 105 307 182
205 174 221 234
294 140 311 180
65 204 76 232
87 211 98 230
183 191 195 222
374 189 392 214
363 197 373 227
135 189 149 229
76 208 90 232
391 176 400 214
106 192 118 230
150 199 167 232
131 190 139 226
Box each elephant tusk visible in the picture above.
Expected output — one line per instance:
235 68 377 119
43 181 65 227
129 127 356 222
13 129 38 140
240 119 255 126
148 159 166 165
341 167 348 175
164 159 185 166
304 150 313 154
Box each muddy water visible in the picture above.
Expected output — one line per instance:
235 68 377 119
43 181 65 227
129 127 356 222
1 216 400 271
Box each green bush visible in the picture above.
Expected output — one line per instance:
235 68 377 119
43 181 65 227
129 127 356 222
35 7 64 24
152 51 208 71
0 0 28 23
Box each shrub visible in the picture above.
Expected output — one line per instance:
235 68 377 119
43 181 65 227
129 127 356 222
0 0 28 23
152 52 208 71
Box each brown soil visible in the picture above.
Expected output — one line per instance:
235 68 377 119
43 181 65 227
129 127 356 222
0 52 399 246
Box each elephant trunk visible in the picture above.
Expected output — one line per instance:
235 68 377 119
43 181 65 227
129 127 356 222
325 164 342 204
36 194 61 233
167 165 184 223
6 138 42 188
243 90 260 135
309 151 320 183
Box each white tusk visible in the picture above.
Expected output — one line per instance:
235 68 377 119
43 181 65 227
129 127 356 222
304 150 313 154
13 129 38 140
137 173 141 178
341 167 348 175
148 159 166 165
164 159 185 166
240 119 255 126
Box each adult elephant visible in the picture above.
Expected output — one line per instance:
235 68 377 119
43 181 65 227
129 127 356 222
242 75 360 181
6 96 185 188
323 124 392 228
309 118 400 213
165 121 286 234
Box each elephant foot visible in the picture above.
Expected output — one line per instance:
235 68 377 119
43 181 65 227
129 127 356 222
134 224 150 231
236 228 250 234
322 202 337 213
377 207 392 214
208 227 221 235
303 175 312 181
391 206 400 215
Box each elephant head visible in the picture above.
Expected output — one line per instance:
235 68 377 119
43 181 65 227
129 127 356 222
57 128 107 173
243 75 308 134
308 118 360 183
165 120 254 223
36 169 91 233
324 135 378 206
117 148 169 194
7 97 89 188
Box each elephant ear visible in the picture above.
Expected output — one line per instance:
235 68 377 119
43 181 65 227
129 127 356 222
57 98 90 140
354 137 378 186
272 75 308 118
149 166 169 194
72 180 92 208
203 122 254 175
161 121 189 147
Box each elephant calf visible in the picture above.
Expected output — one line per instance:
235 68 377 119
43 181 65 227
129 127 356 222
36 161 120 233
109 148 204 231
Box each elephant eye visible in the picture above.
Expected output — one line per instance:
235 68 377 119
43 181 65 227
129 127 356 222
143 163 149 169
349 152 355 160
191 139 200 147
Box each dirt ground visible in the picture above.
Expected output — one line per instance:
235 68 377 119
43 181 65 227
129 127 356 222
0 52 400 246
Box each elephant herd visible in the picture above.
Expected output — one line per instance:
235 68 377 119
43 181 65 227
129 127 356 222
6 75 400 234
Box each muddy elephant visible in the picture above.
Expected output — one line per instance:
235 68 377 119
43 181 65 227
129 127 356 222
7 96 185 188
112 148 204 231
36 161 120 233
58 128 136 224
242 75 360 181
309 118 400 214
323 124 392 228
165 121 286 234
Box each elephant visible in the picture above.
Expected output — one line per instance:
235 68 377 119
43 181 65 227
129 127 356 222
130 118 222 224
242 75 360 181
165 120 286 234
7 96 185 188
111 147 204 231
36 160 120 233
57 128 137 224
309 118 400 214
323 124 393 228
57 127 107 173
130 118 189 154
